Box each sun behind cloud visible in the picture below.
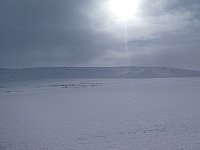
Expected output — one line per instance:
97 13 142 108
109 0 139 20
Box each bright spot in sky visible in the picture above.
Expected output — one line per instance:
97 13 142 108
109 0 139 20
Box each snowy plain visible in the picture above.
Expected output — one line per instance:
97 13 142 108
0 78 200 150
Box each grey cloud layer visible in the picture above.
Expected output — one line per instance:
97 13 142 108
0 0 200 69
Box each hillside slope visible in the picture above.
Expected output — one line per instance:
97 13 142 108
1 66 200 82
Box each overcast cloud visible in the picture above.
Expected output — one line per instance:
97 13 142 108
0 0 200 69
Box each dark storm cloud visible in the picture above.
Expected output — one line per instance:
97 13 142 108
0 0 200 69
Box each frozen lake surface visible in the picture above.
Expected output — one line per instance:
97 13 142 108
0 78 200 150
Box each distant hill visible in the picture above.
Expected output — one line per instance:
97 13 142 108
1 66 200 82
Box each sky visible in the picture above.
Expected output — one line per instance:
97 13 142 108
0 0 200 69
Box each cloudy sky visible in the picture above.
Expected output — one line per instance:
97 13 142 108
0 0 200 69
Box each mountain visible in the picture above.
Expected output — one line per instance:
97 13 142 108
1 66 200 82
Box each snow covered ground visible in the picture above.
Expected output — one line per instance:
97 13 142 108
0 78 200 150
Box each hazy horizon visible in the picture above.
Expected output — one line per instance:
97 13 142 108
1 65 200 71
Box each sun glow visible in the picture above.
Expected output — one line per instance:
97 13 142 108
109 0 139 20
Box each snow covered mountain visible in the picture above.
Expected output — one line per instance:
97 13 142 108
1 66 200 82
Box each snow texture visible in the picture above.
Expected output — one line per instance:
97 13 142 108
0 78 200 150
